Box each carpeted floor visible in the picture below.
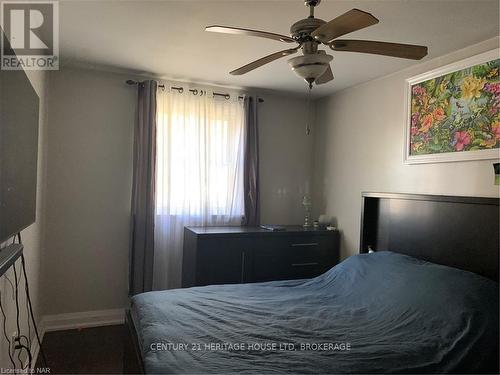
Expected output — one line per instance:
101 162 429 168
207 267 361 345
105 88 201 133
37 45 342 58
35 324 125 374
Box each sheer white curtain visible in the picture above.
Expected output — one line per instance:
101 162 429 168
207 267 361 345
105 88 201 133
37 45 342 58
154 88 245 290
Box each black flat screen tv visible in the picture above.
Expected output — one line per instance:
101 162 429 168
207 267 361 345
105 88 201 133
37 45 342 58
0 34 40 243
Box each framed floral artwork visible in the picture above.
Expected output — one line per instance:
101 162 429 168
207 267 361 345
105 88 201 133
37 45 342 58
404 49 499 164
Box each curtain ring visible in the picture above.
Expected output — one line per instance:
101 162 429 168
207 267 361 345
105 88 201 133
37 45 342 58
192 89 198 95
225 94 230 100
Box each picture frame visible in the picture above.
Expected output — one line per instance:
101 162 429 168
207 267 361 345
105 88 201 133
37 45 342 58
404 49 499 164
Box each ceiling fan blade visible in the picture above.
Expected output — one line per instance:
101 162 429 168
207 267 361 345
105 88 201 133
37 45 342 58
315 64 334 85
230 47 299 75
311 9 379 43
206 25 296 43
331 39 428 60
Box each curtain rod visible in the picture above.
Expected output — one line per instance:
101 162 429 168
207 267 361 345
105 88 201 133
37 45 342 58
126 80 264 103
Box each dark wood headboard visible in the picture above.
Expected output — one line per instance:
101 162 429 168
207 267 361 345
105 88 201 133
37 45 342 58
360 192 499 282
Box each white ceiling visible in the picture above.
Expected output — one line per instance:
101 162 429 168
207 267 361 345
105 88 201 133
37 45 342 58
59 0 499 97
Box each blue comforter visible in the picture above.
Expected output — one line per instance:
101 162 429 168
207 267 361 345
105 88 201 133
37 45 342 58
131 251 499 374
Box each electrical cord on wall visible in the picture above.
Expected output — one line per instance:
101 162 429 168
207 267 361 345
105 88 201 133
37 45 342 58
1 267 34 368
14 252 33 369
0 233 47 369
3 274 15 300
12 263 22 346
25 296 32 354
0 291 16 368
18 232 48 367
11 234 34 368
15 335 32 369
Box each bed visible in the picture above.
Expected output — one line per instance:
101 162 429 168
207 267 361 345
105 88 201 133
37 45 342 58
124 193 499 374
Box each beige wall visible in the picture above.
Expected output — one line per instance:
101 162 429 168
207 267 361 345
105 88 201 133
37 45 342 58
41 67 311 315
258 92 314 225
312 37 500 260
0 70 48 368
42 67 135 315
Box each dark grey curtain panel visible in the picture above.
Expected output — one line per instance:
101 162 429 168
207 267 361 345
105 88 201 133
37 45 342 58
129 80 158 295
243 96 260 226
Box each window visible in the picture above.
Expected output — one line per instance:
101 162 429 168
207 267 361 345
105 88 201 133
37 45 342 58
155 90 245 220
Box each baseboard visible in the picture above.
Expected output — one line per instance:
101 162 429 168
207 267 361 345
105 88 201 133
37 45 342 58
40 308 125 333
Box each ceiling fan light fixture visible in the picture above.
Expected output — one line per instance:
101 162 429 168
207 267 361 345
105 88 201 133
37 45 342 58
207 2 428 84
288 53 333 82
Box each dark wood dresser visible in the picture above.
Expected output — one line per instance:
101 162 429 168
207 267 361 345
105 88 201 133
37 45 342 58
182 226 340 288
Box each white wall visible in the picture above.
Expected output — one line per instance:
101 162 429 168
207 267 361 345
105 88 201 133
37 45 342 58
42 67 135 315
258 92 314 225
0 70 48 368
312 38 500 260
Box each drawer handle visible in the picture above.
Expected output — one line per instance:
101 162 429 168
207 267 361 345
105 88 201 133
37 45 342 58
291 242 318 247
291 262 319 267
240 251 245 283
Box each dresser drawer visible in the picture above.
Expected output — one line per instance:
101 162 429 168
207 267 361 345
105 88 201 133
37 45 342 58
252 234 338 282
252 253 332 282
286 235 334 253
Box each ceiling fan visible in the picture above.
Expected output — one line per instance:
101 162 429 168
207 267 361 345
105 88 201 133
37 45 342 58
206 0 428 89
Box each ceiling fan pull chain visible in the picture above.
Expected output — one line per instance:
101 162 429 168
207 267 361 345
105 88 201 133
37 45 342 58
306 85 312 135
